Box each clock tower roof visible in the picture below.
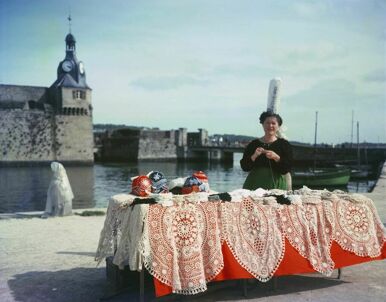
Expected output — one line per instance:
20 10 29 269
65 33 76 43
51 20 90 90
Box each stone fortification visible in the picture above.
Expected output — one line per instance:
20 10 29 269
0 84 48 106
0 109 55 163
54 115 93 163
99 127 212 162
0 108 94 165
100 129 140 162
138 129 177 160
0 31 93 166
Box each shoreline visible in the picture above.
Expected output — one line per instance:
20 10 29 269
0 208 107 220
1 163 385 302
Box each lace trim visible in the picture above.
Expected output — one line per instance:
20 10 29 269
141 201 223 295
113 204 148 270
95 194 135 264
222 197 285 282
97 190 386 294
280 202 335 276
332 198 385 257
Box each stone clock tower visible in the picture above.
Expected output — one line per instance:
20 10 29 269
49 23 94 163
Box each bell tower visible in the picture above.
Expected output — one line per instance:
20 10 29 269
50 14 91 115
48 15 94 164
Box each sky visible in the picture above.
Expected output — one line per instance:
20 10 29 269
1 0 385 144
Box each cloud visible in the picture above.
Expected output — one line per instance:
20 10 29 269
129 74 210 91
277 42 347 67
363 69 386 82
280 77 385 143
285 78 383 108
292 1 329 18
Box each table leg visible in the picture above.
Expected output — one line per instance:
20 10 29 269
272 276 278 290
337 268 342 279
242 279 248 297
139 269 144 302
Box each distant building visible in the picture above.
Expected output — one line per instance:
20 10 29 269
0 30 93 165
98 127 209 162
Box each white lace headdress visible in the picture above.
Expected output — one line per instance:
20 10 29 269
266 77 288 139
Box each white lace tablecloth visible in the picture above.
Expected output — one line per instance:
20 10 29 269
95 190 386 295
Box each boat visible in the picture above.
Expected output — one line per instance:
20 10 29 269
291 111 350 187
292 168 351 187
335 164 371 179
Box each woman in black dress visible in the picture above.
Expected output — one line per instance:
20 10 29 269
240 111 292 190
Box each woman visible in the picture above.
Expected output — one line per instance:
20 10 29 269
240 111 292 190
42 162 74 217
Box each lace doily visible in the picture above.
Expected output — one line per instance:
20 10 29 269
332 198 385 257
280 202 335 275
222 197 285 282
113 204 149 270
142 201 223 295
95 194 135 264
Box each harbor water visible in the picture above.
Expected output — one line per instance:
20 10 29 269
0 154 376 213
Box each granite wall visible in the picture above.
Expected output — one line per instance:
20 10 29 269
0 109 55 163
138 129 177 160
55 115 94 163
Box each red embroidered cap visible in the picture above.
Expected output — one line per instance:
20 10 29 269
131 175 152 197
181 176 206 195
193 170 208 183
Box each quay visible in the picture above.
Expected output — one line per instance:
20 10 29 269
94 127 386 169
0 163 385 302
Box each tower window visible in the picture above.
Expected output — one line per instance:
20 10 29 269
72 90 86 100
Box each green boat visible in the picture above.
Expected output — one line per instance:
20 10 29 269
292 168 351 187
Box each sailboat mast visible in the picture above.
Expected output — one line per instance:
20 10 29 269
351 110 354 148
314 111 318 147
313 111 318 171
357 121 360 168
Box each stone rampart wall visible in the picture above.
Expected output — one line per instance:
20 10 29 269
0 110 94 164
55 115 94 162
138 130 177 160
0 110 54 162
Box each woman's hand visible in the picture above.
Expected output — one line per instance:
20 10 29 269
251 147 265 161
265 150 280 162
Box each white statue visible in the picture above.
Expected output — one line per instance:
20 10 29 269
42 162 74 217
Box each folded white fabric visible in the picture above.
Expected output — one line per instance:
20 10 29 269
152 192 174 207
168 177 188 190
111 193 136 206
287 195 302 205
229 188 268 202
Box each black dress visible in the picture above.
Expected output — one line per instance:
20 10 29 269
240 138 292 190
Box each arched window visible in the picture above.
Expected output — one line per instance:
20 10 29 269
72 90 86 100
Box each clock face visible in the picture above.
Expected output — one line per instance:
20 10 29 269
62 60 73 72
79 62 85 74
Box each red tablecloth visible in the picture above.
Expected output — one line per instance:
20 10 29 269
154 239 386 297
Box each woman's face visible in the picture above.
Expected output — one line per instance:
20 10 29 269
262 117 280 136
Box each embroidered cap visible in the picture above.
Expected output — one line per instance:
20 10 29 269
148 171 169 193
193 171 208 182
192 171 210 192
131 175 152 197
181 176 206 195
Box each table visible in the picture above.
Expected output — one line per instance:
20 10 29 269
95 189 386 297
